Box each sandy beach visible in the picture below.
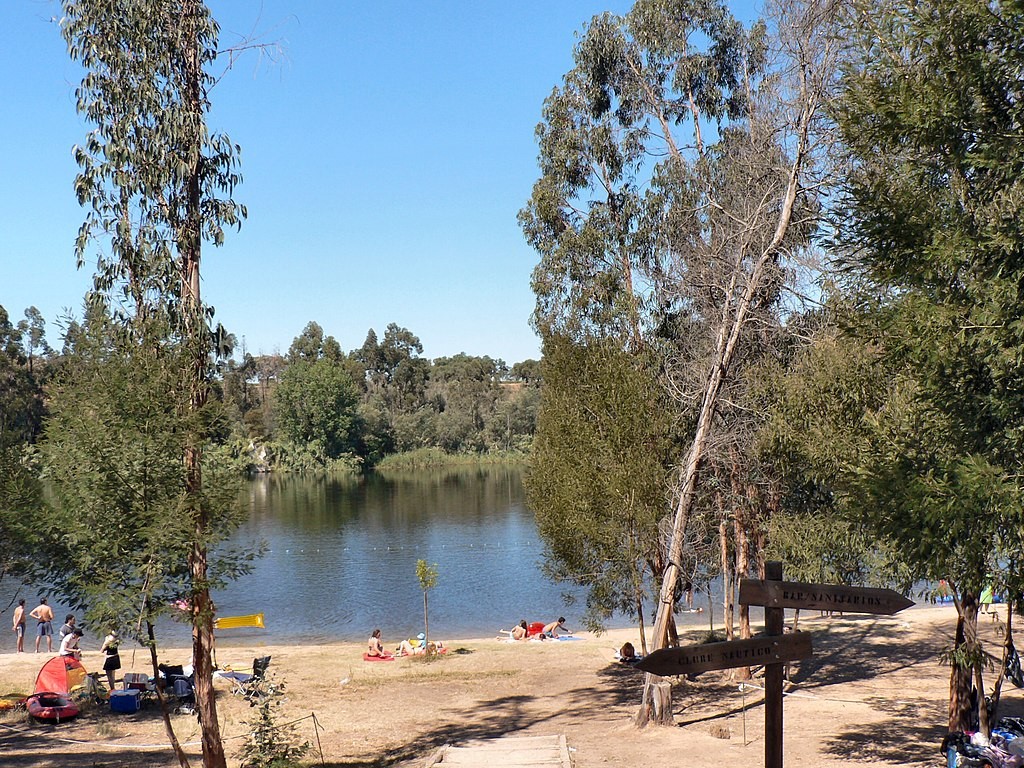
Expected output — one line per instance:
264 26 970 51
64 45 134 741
0 605 1014 767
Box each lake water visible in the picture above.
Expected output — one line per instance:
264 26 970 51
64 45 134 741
2 466 674 653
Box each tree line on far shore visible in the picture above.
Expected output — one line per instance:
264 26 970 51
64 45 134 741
0 307 540 473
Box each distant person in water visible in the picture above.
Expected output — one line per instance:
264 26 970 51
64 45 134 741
367 628 387 657
29 598 54 653
542 617 570 637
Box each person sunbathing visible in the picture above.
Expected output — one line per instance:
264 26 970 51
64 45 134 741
511 620 529 641
542 617 571 637
396 633 426 656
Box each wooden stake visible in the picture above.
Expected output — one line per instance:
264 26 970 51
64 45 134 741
765 561 784 768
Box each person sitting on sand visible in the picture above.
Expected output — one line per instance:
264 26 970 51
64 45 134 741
367 628 387 657
618 642 638 663
511 620 529 641
542 617 570 637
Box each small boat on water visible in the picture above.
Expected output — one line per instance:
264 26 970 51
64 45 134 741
26 692 79 723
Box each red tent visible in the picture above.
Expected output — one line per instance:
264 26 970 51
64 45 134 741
34 656 87 694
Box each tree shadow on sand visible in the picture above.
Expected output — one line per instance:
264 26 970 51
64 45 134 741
318 663 655 768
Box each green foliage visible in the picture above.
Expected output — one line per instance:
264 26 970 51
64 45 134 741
835 0 1024 593
527 336 674 631
375 448 527 471
0 445 46 583
416 559 439 593
0 305 48 449
835 0 1024 731
752 325 909 587
273 358 360 459
63 0 244 330
39 316 255 636
236 674 310 768
60 3 252 764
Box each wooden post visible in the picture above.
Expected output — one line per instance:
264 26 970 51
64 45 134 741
765 561 784 768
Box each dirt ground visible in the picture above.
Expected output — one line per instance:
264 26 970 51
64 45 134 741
0 605 1014 767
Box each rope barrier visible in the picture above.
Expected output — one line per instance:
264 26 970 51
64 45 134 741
737 679 934 708
0 711 320 751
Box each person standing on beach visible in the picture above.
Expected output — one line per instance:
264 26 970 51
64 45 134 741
12 599 26 653
100 630 121 689
29 598 54 653
59 614 76 639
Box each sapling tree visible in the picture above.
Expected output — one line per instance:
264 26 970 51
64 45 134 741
416 559 439 648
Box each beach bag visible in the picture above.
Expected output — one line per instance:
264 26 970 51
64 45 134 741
1006 642 1024 688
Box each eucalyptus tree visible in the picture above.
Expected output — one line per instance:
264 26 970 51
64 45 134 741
61 2 249 765
0 306 46 450
428 354 505 452
520 0 842 672
835 0 1024 734
527 335 675 652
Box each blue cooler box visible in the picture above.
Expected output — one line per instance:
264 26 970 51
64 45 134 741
110 689 142 713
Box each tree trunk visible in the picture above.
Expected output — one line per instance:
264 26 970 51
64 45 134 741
637 2 829 722
990 602 1014 726
734 511 751 681
735 512 751 640
651 681 673 725
720 519 734 641
637 597 649 656
182 4 226 765
147 621 190 768
423 592 430 647
949 594 978 733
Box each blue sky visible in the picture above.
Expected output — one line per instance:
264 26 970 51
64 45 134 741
3 0 757 365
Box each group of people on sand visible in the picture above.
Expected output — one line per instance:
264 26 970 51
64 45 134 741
12 597 123 689
366 628 444 659
507 617 571 641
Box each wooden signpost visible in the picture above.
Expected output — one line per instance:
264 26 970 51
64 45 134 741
636 633 813 678
639 562 914 768
739 579 915 615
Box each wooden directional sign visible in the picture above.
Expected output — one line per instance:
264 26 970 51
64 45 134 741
635 632 812 677
739 579 915 615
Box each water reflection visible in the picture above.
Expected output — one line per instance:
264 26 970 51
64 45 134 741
0 467 736 653
205 466 568 645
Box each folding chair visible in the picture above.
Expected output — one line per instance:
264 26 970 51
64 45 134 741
229 655 275 704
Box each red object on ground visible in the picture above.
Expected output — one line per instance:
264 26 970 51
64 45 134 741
362 653 395 662
34 655 87 694
527 622 546 637
26 692 79 722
